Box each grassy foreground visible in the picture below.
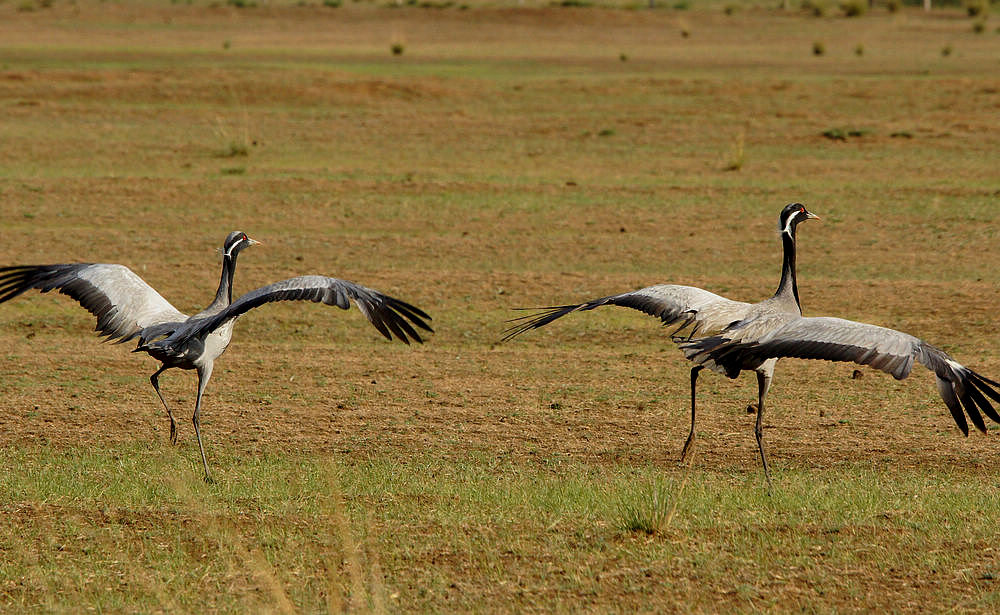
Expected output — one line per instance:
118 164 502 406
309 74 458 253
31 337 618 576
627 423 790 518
3 445 1000 612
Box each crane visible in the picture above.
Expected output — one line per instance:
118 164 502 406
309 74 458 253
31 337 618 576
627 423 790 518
504 204 1000 492
0 231 432 482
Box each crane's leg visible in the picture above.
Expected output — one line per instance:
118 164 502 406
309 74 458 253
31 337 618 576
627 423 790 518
149 365 177 445
680 366 703 462
754 360 777 495
193 364 215 484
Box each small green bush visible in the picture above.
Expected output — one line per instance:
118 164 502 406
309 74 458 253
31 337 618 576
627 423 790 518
965 0 987 17
887 0 901 11
854 43 864 57
802 0 828 17
822 127 870 140
391 43 404 55
813 41 826 56
841 0 866 17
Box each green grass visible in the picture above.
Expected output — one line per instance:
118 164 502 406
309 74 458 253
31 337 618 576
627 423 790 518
3 446 999 612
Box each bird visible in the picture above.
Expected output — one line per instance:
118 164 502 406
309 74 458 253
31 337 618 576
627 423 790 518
503 203 1000 492
0 231 433 482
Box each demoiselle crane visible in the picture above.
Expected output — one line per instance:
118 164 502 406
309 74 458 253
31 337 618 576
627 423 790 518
504 204 1000 491
0 231 433 482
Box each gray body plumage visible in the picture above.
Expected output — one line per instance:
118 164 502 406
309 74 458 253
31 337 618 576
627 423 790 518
505 204 1000 491
0 231 432 481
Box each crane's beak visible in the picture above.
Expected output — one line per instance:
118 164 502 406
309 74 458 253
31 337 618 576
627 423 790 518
805 212 820 221
248 238 262 246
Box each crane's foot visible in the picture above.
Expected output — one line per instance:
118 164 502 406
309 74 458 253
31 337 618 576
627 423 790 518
169 420 177 445
679 435 695 463
202 473 215 484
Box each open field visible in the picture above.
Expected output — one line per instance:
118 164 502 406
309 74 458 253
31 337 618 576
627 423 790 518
1 1 999 612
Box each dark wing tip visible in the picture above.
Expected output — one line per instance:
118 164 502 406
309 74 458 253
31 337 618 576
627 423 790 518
501 305 584 342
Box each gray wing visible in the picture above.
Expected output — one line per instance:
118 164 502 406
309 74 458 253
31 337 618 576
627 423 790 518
682 315 1000 436
502 284 753 342
182 275 432 345
0 264 187 342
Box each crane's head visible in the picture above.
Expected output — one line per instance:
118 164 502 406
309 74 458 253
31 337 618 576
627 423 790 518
222 231 261 259
779 203 819 237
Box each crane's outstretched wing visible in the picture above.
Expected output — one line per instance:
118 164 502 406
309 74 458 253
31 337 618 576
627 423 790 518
502 284 753 342
681 316 1000 436
182 275 432 345
0 264 187 343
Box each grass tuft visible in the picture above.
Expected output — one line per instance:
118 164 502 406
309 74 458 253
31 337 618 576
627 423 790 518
723 130 745 171
616 478 673 535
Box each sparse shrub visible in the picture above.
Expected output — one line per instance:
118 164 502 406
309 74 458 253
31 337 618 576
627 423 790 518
555 0 592 6
813 41 826 56
854 43 864 56
802 0 828 17
965 0 987 17
227 0 257 7
680 28 691 38
673 0 691 9
891 131 914 139
723 3 740 14
723 131 745 171
972 20 985 34
887 0 901 12
222 40 231 50
941 44 953 57
221 166 246 175
823 127 870 140
391 43 404 55
598 128 616 137
619 52 628 61
323 0 342 6
841 0 866 16
221 142 249 157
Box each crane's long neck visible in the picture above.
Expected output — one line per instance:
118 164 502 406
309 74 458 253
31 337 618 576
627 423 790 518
209 255 237 312
774 229 801 310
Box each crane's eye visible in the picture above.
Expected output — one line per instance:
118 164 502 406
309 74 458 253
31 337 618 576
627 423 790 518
241 233 248 241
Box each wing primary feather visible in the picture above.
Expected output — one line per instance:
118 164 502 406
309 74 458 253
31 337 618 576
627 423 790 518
937 378 969 436
958 387 988 434
380 311 411 345
966 376 1000 424
385 297 434 332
